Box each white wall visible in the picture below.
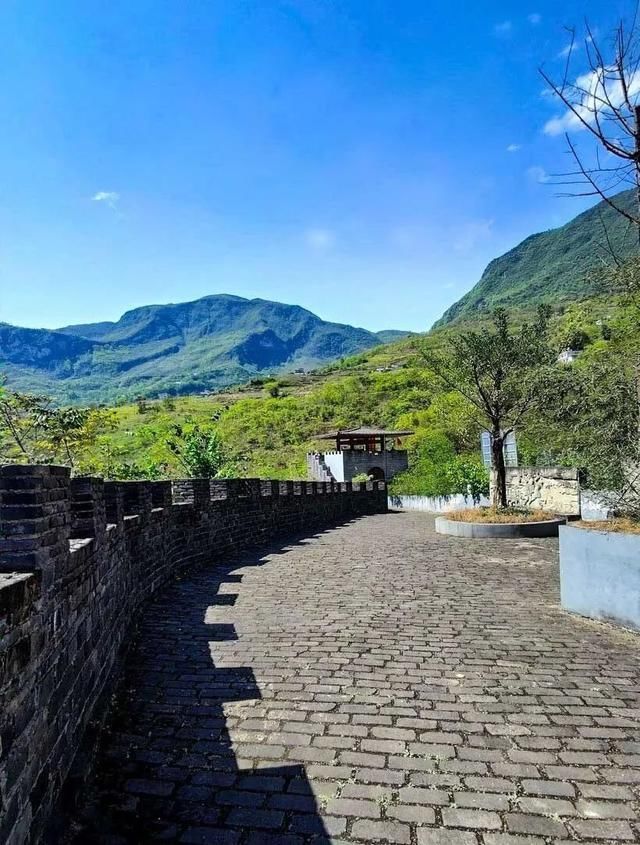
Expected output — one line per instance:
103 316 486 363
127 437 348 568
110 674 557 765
388 493 490 512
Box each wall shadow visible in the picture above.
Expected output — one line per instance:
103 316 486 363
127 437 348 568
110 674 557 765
53 519 372 844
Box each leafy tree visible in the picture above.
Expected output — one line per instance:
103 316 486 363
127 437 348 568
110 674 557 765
165 423 232 478
443 457 489 503
387 432 488 500
0 386 47 460
421 307 555 507
525 344 640 517
558 327 591 352
0 382 114 467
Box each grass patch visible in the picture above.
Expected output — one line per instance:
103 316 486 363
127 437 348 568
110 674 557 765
448 507 556 524
575 518 640 535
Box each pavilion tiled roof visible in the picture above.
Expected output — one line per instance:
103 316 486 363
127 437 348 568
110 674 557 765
315 426 413 440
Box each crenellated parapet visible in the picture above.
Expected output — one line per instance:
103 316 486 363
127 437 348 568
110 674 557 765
0 465 386 845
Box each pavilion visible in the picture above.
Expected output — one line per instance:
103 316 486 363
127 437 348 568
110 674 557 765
307 426 413 483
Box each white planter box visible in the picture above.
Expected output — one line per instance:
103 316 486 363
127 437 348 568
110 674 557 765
559 524 640 630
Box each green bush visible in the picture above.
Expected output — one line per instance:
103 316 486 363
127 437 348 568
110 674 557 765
389 432 488 499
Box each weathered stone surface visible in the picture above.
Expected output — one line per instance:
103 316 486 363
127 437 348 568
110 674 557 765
492 465 581 516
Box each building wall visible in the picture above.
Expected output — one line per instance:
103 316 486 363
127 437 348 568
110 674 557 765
0 466 387 845
310 450 409 482
322 451 347 482
491 466 581 516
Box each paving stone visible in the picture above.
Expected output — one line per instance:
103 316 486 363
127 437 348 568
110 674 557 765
397 786 450 805
576 799 638 819
455 791 510 811
506 813 567 837
578 783 636 800
516 796 577 816
464 776 514 793
124 778 175 797
225 808 284 830
351 819 411 842
59 513 640 844
417 830 478 844
386 804 436 824
521 779 575 797
442 808 502 829
325 797 381 818
569 818 636 840
179 828 240 845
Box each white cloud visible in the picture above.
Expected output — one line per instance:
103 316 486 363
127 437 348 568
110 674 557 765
304 227 335 251
506 143 522 153
528 13 541 25
453 219 494 253
527 165 551 183
494 20 512 37
558 41 578 59
543 64 640 136
92 190 120 209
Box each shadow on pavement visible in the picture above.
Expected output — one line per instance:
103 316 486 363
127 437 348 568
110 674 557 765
53 523 367 844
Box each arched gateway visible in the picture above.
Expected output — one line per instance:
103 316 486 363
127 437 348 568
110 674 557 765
306 426 413 483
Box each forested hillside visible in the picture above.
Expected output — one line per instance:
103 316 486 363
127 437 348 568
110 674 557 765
436 190 638 326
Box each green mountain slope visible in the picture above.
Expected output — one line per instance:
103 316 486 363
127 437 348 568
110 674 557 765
0 295 410 403
436 190 639 326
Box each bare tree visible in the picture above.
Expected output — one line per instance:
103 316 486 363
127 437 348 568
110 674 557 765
540 9 640 237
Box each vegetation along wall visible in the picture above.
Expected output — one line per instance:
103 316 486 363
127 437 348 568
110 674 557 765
0 464 387 845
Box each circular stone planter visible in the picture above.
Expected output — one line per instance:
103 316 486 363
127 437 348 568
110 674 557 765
435 515 566 539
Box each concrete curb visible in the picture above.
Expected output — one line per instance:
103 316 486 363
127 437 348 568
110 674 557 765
435 515 566 539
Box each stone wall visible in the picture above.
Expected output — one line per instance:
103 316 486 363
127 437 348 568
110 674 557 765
491 466 581 516
0 466 387 845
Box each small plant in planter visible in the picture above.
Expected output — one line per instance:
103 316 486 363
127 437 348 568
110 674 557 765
447 506 553 524
435 506 565 539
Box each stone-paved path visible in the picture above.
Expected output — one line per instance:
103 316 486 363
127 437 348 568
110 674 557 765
65 513 640 844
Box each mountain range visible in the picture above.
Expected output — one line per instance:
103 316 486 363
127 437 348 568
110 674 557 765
2 190 637 404
0 295 411 403
436 189 638 326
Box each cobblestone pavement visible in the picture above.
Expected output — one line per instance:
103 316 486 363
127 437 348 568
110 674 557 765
65 512 640 844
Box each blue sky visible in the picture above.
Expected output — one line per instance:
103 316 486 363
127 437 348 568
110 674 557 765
0 0 632 332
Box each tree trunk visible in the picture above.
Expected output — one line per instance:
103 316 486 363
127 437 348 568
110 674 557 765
634 105 640 246
491 430 508 508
